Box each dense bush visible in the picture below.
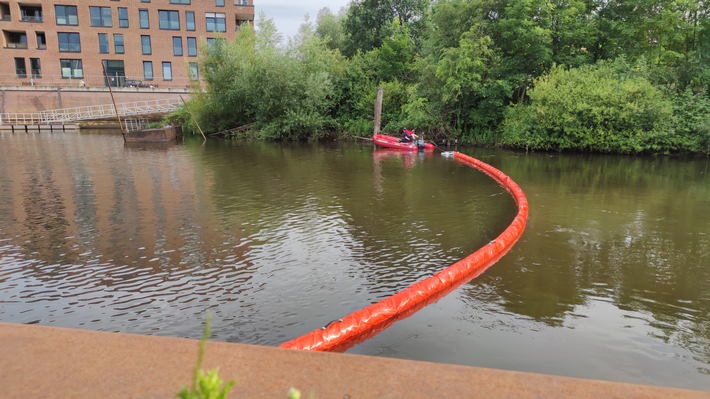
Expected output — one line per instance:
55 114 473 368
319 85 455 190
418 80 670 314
190 19 346 141
669 89 710 154
501 61 675 153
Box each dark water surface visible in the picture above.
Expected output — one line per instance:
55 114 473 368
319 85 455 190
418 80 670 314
0 131 708 390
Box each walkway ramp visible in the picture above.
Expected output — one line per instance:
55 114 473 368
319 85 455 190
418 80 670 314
0 97 182 125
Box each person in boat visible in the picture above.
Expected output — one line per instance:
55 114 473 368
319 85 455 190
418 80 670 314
401 129 418 143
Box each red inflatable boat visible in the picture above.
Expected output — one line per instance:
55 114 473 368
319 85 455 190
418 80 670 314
372 134 435 151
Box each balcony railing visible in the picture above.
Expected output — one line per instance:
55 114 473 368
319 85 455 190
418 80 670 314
0 15 11 22
21 16 43 22
5 43 29 49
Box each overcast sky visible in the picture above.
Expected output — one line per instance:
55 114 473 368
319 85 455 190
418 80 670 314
255 0 352 39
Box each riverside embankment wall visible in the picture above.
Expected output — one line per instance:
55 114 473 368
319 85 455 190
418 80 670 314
1 323 707 399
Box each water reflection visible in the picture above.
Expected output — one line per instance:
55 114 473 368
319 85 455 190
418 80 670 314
352 150 710 389
492 154 709 332
1 132 709 390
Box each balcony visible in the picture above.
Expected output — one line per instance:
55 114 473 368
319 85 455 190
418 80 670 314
5 42 29 49
20 15 42 23
4 29 28 48
234 3 254 21
234 1 254 14
0 15 10 22
19 5 42 23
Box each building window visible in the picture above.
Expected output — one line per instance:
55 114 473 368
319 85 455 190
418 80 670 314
0 3 8 21
189 62 198 80
98 33 109 53
185 11 195 31
6 31 28 48
206 12 226 32
90 7 112 27
141 0 150 2
114 34 124 54
143 61 153 80
159 10 180 30
187 37 197 56
118 8 128 28
36 32 46 49
58 32 81 52
162 62 172 81
103 60 125 87
170 0 190 4
141 35 151 55
15 58 27 78
139 9 149 29
30 58 41 78
206 37 225 49
216 0 225 6
55 5 78 26
60 59 83 79
20 5 43 22
172 37 182 56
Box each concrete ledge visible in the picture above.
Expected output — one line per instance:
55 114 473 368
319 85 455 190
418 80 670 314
0 322 707 399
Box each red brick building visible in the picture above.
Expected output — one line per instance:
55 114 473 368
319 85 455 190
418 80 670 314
0 0 254 88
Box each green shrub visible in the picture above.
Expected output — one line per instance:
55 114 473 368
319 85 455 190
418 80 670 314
668 89 710 153
501 59 674 153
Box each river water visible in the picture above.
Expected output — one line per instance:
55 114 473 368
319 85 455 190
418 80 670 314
0 131 708 390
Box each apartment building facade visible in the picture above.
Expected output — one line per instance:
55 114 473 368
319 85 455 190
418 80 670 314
0 0 254 88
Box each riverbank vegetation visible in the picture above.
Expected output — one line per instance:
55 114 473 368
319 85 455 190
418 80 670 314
177 0 710 154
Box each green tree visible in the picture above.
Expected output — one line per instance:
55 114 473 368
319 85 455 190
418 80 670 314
546 0 596 68
374 20 417 83
591 0 710 91
495 0 553 89
411 0 510 141
332 48 387 135
315 7 346 52
342 0 431 56
190 14 347 140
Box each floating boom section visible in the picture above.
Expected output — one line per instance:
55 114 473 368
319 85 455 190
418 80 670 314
279 151 529 352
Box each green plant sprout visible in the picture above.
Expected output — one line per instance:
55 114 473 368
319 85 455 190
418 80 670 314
177 314 235 399
287 387 301 399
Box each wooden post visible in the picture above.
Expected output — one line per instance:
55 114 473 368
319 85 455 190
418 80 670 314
56 88 63 109
373 87 383 136
101 62 126 142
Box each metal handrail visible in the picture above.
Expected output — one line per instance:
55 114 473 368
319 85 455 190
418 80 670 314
0 97 182 125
